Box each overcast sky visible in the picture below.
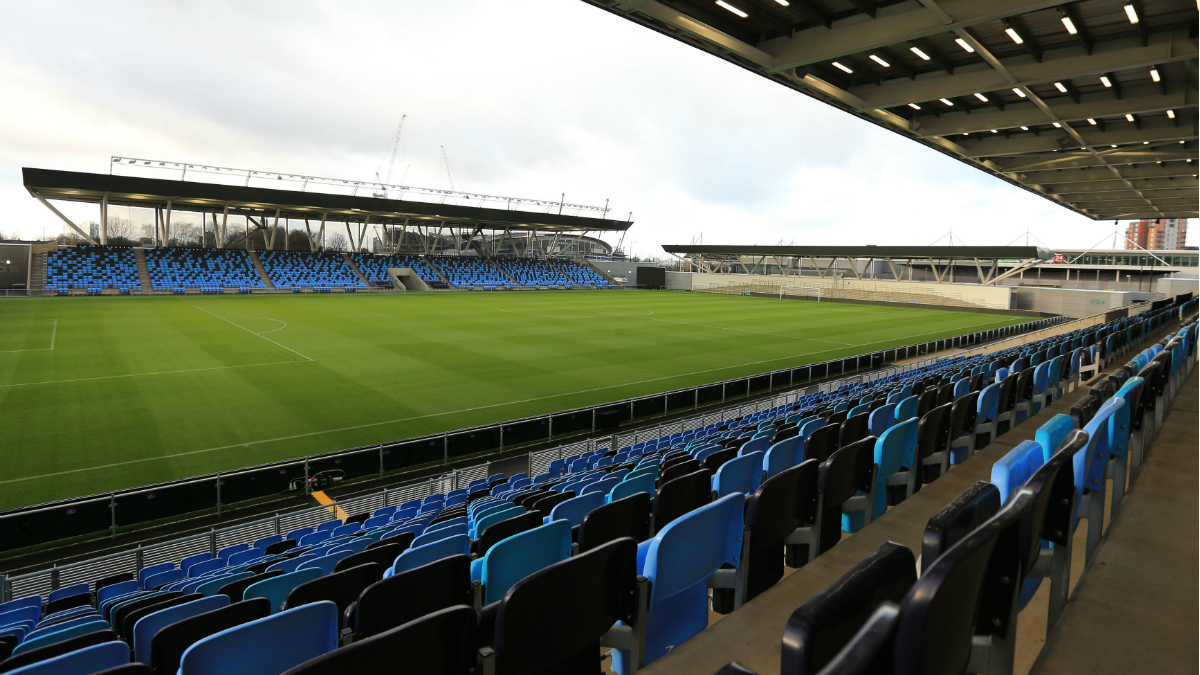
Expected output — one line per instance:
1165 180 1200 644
0 0 1123 256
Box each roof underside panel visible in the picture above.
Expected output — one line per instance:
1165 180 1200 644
662 244 1053 259
22 168 632 233
583 0 1198 220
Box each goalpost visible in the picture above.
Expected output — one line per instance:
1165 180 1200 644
778 284 823 303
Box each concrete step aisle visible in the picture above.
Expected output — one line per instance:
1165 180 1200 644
133 249 152 292
247 251 276 289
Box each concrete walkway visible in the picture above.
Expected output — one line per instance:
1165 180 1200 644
1029 368 1197 675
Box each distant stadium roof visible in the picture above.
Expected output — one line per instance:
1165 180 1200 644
22 167 632 243
584 0 1198 220
662 244 1053 259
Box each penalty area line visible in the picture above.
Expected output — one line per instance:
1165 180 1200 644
193 305 312 361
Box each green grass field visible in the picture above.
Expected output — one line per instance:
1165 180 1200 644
0 291 1025 510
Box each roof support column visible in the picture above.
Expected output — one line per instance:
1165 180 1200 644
34 193 98 245
99 192 108 245
219 206 229 249
885 257 899 281
164 199 173 246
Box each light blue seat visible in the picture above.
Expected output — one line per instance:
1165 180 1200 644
712 451 763 498
609 473 656 503
1035 414 1075 464
267 554 318 575
738 437 769 455
331 523 361 538
693 446 721 465
285 527 313 542
315 520 341 533
196 572 253 597
582 475 623 497
625 466 658 483
178 600 338 675
953 378 971 400
144 568 186 591
24 615 102 641
411 523 468 548
471 506 524 538
991 440 1045 501
867 404 895 438
138 563 175 589
762 436 803 481
863 418 918 527
388 534 472 578
1109 377 1145 512
1076 398 1125 566
297 551 352 576
12 619 110 656
134 595 230 664
97 580 138 606
848 403 870 419
382 525 423 543
546 492 605 527
5 641 129 675
180 553 214 576
796 418 823 442
975 382 1002 448
373 506 398 518
612 493 745 674
243 568 324 614
478 521 572 605
895 396 919 422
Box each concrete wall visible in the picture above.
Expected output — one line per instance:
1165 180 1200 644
1155 276 1199 296
1009 287 1138 318
0 243 31 290
664 271 1015 309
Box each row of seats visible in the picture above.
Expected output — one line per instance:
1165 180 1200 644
426 257 510 289
257 251 365 290
713 313 1195 675
1 302 1190 675
491 258 576 288
346 254 443 289
555 258 614 287
45 247 140 292
143 249 263 292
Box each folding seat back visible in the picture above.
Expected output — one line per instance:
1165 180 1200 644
472 505 524 538
512 488 552 508
139 564 175 590
548 492 605 528
98 580 140 606
895 396 919 423
574 491 651 552
352 556 473 640
920 481 1001 575
391 534 472 577
217 543 251 561
335 543 404 575
411 523 467 549
838 413 870 449
867 404 895 438
582 475 623 497
285 563 381 617
781 541 915 675
133 596 231 665
715 461 816 614
871 418 917 519
243 568 323 614
660 458 700 485
486 539 638 675
614 494 744 674
701 449 736 474
762 436 803 482
267 554 319 576
894 493 1031 675
913 403 952 480
286 605 478 675
713 452 764 498
476 511 544 559
652 469 713 533
122 594 203 644
797 417 824 444
825 410 848 427
989 442 1043 502
298 551 353 576
253 535 284 552
112 591 184 636
848 403 870 419
0 629 119 672
916 390 939 420
285 527 313 543
298 531 331 547
480 520 572 605
226 549 262 567
12 619 109 656
952 378 971 400
328 537 372 556
802 426 840 465
1069 394 1099 429
609 473 655 504
6 641 129 675
528 490 576 519
177 601 338 675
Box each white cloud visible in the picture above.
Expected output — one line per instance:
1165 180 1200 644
0 0 1112 254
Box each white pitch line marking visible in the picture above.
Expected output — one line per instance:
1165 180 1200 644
0 318 1019 486
0 319 59 353
193 305 311 361
0 360 305 389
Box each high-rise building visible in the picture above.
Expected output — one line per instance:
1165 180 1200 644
1125 219 1188 250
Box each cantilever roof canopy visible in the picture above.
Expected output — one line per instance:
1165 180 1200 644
584 0 1198 220
23 168 633 234
662 244 1053 285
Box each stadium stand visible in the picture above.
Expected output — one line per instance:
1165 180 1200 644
143 248 264 293
44 246 140 294
258 251 366 292
0 300 1191 674
556 258 614 287
347 253 443 289
492 257 576 288
427 256 510 290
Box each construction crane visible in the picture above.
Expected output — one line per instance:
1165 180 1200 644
441 145 460 193
373 115 407 199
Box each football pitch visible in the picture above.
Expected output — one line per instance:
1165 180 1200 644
0 291 1026 510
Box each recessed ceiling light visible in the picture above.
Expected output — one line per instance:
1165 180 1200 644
1100 76 1112 87
1126 113 1135 122
908 102 921 110
963 132 970 136
1054 82 1068 93
1087 118 1097 125
832 61 853 73
1020 126 1029 130
1124 3 1139 24
991 129 998 133
974 92 989 102
1053 122 1062 128
940 98 954 106
910 46 930 60
1143 141 1149 144
1167 109 1176 119
774 0 789 5
1150 68 1160 82
715 0 748 17
869 55 890 68
1111 144 1118 148
1005 27 1024 44
955 38 975 53
1012 88 1027 98
1061 16 1078 34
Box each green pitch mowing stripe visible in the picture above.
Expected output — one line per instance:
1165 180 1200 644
0 291 1025 510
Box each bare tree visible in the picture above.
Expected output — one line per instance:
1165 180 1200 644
326 232 349 252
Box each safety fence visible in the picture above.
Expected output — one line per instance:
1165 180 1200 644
696 278 1008 310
